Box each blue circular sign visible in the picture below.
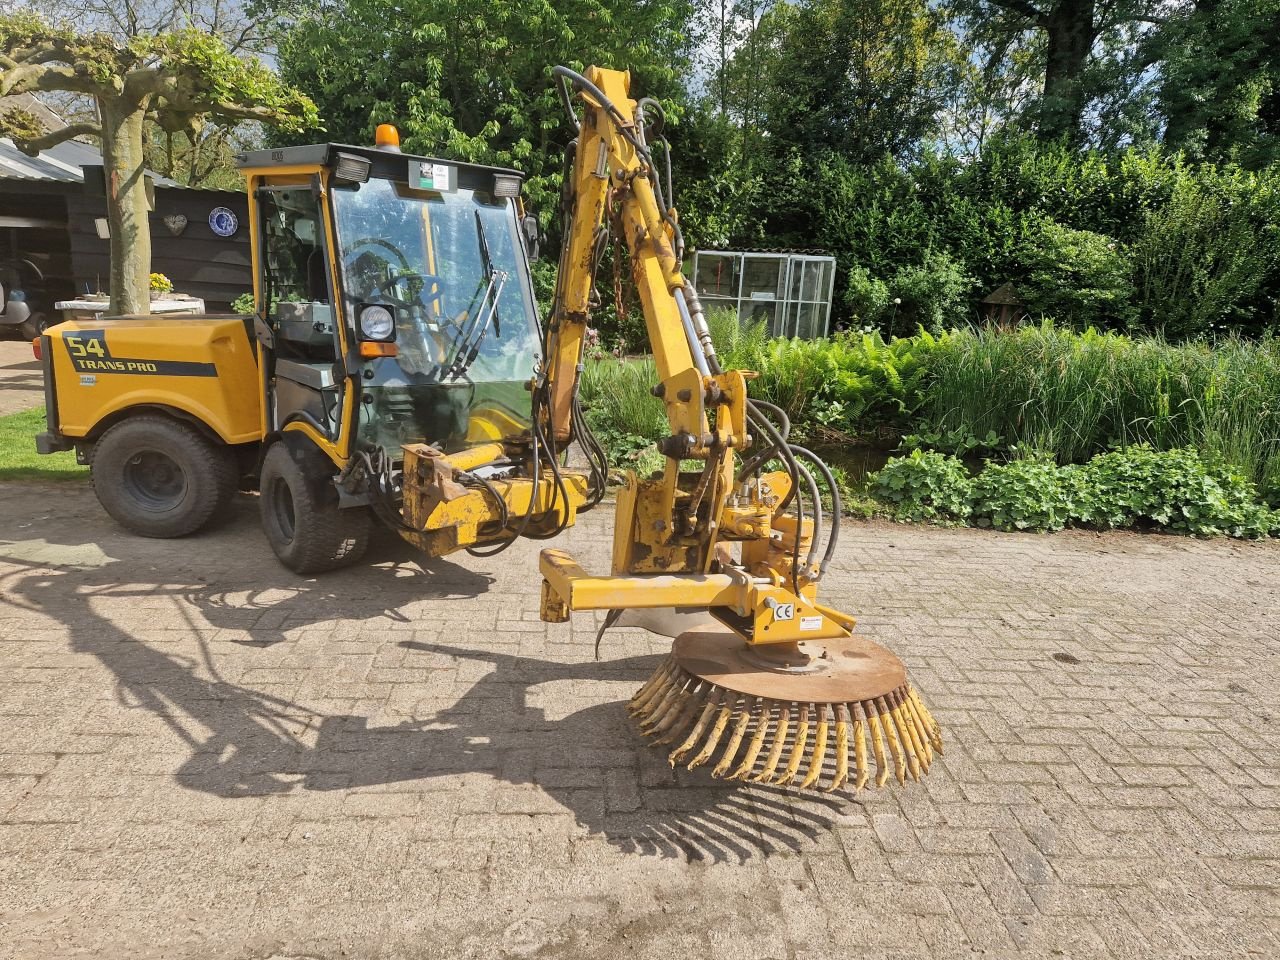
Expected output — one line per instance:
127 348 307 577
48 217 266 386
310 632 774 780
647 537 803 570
208 206 239 237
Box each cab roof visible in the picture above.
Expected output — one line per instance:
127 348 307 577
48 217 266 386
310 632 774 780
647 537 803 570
234 143 526 194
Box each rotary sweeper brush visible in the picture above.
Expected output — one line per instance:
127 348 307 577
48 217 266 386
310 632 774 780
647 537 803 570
631 633 942 791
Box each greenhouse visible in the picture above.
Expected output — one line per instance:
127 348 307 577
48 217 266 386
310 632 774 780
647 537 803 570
691 249 836 340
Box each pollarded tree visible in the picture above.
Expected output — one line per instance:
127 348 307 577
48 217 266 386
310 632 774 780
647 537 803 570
0 13 317 315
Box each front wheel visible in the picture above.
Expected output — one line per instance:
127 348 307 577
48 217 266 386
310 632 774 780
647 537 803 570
258 442 370 574
91 415 237 537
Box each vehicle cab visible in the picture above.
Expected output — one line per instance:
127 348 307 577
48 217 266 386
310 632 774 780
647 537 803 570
238 136 543 469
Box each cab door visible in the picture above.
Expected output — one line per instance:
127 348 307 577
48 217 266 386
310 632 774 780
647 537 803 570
251 181 352 460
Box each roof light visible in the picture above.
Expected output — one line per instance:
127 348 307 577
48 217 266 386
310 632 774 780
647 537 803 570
375 124 401 152
333 152 371 184
493 174 521 198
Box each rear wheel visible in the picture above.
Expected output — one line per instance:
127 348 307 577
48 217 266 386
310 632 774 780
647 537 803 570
91 415 237 537
258 441 370 574
19 312 49 340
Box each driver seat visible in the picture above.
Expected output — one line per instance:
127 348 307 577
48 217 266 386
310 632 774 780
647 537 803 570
305 248 328 303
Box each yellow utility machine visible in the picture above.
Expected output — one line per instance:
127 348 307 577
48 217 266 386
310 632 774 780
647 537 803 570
36 66 942 792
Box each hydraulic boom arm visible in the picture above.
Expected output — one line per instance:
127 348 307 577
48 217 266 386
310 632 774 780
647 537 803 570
535 66 852 647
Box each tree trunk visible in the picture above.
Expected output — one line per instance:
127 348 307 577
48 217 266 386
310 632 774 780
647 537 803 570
99 101 151 316
1038 0 1095 143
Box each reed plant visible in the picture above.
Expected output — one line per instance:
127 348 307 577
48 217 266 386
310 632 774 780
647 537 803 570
577 354 667 465
923 322 1280 500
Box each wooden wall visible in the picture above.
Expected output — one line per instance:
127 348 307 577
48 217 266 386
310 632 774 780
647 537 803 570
66 186 251 312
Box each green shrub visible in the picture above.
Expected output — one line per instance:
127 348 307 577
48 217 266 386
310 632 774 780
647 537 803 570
1018 217 1136 329
757 137 1280 337
1073 445 1277 537
1130 171 1280 338
843 266 892 329
886 250 973 334
970 456 1076 532
869 450 972 522
845 249 973 336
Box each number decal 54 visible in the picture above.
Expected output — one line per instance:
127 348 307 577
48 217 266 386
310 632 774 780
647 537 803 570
65 334 106 359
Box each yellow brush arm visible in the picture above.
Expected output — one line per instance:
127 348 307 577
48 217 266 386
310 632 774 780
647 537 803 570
544 67 699 438
392 66 856 648
534 66 855 646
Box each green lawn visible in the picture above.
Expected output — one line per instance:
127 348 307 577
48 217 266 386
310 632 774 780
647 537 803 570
0 407 87 482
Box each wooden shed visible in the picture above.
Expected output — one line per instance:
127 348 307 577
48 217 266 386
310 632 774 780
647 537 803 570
0 129 251 314
67 172 250 311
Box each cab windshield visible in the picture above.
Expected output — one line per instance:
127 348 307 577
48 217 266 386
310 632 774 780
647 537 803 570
332 176 538 452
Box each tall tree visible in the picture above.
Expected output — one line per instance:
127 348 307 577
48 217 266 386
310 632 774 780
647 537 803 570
753 0 962 163
961 0 1159 144
1154 0 1280 166
0 14 316 314
266 0 695 219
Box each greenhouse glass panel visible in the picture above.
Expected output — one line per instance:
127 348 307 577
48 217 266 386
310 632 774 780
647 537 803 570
692 250 835 340
739 300 780 336
694 253 740 302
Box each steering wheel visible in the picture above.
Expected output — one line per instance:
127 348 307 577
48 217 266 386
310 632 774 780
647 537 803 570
345 237 443 312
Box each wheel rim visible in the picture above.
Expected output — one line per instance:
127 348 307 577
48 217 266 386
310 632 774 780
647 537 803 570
122 449 187 511
269 477 296 544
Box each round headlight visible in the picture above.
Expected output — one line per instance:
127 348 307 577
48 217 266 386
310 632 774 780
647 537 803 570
359 304 395 341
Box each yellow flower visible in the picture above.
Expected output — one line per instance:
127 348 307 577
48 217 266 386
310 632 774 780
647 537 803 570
149 272 173 293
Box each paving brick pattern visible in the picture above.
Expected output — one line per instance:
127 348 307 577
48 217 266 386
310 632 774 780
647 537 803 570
0 482 1277 958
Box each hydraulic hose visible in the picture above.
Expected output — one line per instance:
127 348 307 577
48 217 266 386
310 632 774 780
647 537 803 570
793 460 823 576
552 65 685 262
788 444 841 579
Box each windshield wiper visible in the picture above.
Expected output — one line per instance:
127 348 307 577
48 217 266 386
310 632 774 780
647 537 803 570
443 211 507 382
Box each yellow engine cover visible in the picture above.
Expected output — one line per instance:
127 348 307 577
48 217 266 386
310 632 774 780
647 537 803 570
49 317 262 443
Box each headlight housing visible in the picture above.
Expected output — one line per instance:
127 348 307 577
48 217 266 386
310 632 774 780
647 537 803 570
359 303 395 341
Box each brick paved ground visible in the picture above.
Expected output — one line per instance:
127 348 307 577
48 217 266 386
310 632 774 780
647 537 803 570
0 481 1277 959
0 340 43 416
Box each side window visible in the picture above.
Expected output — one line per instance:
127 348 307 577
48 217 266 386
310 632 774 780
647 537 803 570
258 188 337 360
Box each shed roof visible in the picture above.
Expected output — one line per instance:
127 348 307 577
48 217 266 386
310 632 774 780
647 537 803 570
982 282 1022 305
0 127 182 188
0 136 104 183
697 247 831 257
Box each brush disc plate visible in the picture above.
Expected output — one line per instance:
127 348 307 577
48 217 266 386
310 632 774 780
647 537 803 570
671 629 908 704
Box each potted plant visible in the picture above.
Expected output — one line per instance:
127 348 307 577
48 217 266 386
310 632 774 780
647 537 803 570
149 272 174 301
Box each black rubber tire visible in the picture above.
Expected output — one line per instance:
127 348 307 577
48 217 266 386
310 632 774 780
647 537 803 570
91 415 237 538
19 313 49 340
258 441 370 574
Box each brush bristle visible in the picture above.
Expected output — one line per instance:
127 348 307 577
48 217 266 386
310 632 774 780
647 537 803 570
628 655 943 793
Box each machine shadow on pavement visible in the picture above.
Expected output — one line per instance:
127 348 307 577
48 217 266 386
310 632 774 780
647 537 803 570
0 496 847 864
